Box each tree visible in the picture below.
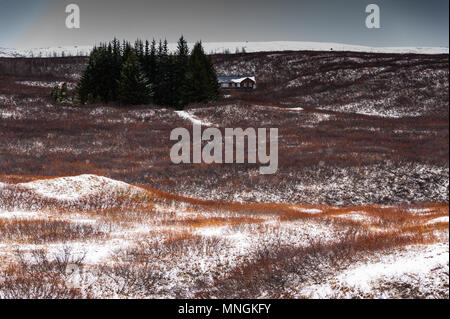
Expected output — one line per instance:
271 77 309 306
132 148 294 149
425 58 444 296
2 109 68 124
173 36 189 109
76 44 119 103
76 52 95 104
51 85 61 102
76 36 219 108
60 82 68 100
154 39 172 105
50 83 68 103
180 42 220 106
148 39 157 84
117 52 153 105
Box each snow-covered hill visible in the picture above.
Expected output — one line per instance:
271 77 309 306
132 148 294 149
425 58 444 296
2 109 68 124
201 41 449 55
1 41 448 58
0 45 93 58
0 173 448 298
19 174 146 201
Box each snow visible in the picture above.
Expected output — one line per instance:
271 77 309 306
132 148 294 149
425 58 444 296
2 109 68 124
1 173 448 298
408 208 433 214
231 76 256 83
318 101 423 118
337 243 449 294
19 174 145 201
1 41 448 58
253 104 304 112
197 41 449 55
175 110 212 126
0 110 22 120
0 45 92 58
16 81 76 90
426 216 449 225
0 210 47 220
291 206 323 214
335 211 371 222
300 243 449 298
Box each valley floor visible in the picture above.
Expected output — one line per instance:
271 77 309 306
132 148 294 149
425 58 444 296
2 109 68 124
0 50 448 298
0 175 448 298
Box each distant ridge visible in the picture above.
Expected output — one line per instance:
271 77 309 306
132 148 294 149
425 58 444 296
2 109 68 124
1 41 448 58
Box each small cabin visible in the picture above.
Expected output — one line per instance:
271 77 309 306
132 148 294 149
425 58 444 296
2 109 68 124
218 76 256 89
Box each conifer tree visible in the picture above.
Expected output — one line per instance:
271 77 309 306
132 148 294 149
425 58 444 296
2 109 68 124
143 40 150 77
148 39 157 84
60 82 68 101
77 36 219 107
180 42 219 106
77 46 99 104
51 85 60 102
117 52 153 105
173 36 189 109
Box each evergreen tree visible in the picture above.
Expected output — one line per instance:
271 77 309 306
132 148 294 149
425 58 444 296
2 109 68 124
143 40 151 77
122 40 132 61
51 85 60 102
173 36 189 109
154 39 172 105
77 43 121 103
111 38 123 100
50 83 69 103
117 52 153 105
76 36 219 108
180 42 220 106
148 39 157 84
160 39 172 105
135 39 144 58
60 82 68 100
77 46 98 104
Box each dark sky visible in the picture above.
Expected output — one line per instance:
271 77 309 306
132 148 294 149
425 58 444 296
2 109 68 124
1 0 448 48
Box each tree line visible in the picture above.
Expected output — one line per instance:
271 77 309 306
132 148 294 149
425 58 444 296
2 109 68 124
76 37 220 109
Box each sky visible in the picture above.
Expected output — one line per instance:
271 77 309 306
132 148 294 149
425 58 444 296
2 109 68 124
0 0 448 48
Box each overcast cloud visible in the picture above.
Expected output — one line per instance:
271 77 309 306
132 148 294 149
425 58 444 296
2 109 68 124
0 0 448 48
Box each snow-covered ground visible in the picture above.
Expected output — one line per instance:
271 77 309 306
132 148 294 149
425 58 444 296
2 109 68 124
175 110 213 126
15 81 77 90
19 174 146 201
0 45 448 298
1 41 448 58
301 243 449 298
0 174 448 298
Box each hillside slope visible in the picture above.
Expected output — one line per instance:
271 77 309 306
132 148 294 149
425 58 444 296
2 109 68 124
0 50 448 206
0 174 448 298
212 51 449 117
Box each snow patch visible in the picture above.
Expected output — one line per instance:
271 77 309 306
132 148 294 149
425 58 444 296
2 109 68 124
409 208 433 214
19 174 145 201
338 243 449 294
291 206 323 214
426 216 449 225
175 110 212 126
0 210 47 220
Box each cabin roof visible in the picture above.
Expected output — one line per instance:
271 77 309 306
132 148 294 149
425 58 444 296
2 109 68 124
217 75 256 84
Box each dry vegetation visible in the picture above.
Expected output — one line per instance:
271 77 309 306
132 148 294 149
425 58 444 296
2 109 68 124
0 50 448 299
0 176 448 298
0 52 448 205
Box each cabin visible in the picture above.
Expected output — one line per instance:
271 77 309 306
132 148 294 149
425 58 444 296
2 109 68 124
218 76 256 89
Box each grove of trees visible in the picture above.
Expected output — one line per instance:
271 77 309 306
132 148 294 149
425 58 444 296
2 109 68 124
76 37 220 109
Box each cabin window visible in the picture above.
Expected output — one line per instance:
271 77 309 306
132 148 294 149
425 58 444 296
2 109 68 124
244 82 248 87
